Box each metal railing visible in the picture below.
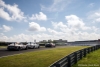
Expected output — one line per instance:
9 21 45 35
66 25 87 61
49 45 100 67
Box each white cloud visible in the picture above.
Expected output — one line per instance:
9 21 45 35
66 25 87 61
88 3 95 8
51 15 100 41
0 31 100 42
0 0 48 22
29 12 47 21
0 8 11 21
51 15 92 34
0 0 26 21
47 28 64 35
0 25 12 32
0 33 52 42
3 25 12 32
88 9 100 22
52 21 67 29
65 15 91 30
51 21 72 33
92 26 99 32
28 22 46 32
47 28 58 34
78 32 100 40
41 0 72 12
0 33 8 41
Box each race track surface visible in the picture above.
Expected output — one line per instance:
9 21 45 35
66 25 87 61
0 46 67 58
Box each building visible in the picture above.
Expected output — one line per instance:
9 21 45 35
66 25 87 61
53 39 67 43
67 39 100 46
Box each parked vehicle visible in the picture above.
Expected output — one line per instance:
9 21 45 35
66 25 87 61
45 43 56 47
27 42 40 49
7 42 28 51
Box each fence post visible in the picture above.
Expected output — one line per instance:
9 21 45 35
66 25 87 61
84 48 86 57
88 48 90 53
68 55 71 67
98 45 99 48
90 47 92 52
95 45 97 50
74 52 77 64
94 46 95 51
55 63 60 67
99 45 100 48
82 49 84 58
97 45 98 50
49 45 100 67
93 46 95 51
91 47 93 52
80 50 82 59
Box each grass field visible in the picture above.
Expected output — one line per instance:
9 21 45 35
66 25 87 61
0 46 7 48
72 49 100 67
0 46 89 67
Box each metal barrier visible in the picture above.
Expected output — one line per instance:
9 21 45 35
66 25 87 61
49 45 100 67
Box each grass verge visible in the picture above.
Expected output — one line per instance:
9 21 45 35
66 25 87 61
72 49 100 67
0 46 88 67
0 46 7 48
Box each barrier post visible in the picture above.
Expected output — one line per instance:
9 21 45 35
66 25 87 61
74 52 77 64
84 49 86 57
68 56 71 67
80 50 82 59
55 63 60 67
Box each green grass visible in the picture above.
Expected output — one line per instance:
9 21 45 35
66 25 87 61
0 46 7 48
72 49 100 67
0 46 89 67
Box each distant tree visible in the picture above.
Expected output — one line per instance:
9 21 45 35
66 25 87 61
23 42 27 45
53 40 57 44
39 40 47 44
43 40 48 44
48 39 52 43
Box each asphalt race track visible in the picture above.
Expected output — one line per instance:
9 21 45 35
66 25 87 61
0 46 67 58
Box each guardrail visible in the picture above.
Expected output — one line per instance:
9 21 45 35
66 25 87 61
49 45 100 67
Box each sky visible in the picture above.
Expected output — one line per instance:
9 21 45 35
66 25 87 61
0 0 100 42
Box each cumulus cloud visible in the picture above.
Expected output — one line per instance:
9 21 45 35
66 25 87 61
47 28 58 34
1 32 100 42
92 26 99 32
52 21 67 29
0 33 31 42
29 12 47 21
51 15 100 40
51 16 91 34
0 33 52 42
0 33 8 41
51 22 69 34
0 8 11 21
0 0 48 22
41 0 72 12
0 33 67 42
3 25 12 32
51 21 72 33
88 9 100 22
65 15 91 30
28 22 46 32
47 28 64 35
0 25 12 32
77 32 100 40
0 0 26 21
